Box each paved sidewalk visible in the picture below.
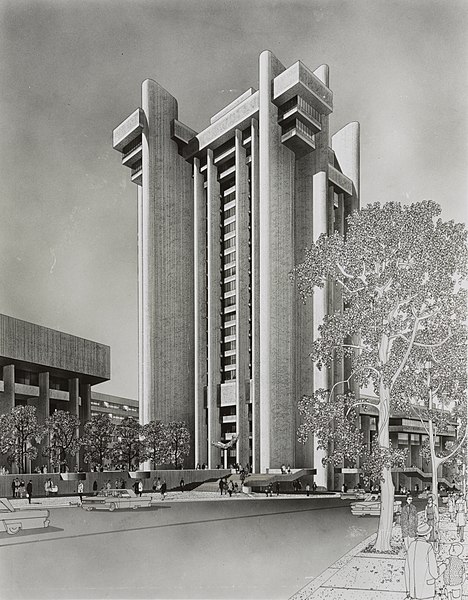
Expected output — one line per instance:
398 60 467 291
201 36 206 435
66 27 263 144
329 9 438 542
290 505 468 600
8 489 338 509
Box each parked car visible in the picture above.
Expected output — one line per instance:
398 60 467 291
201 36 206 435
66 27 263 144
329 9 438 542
340 489 366 500
350 494 402 517
81 489 152 512
0 497 50 535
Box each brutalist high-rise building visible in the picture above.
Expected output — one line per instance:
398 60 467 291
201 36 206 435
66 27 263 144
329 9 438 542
113 51 359 485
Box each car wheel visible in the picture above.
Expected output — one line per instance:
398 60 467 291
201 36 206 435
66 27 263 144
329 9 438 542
109 503 116 512
6 524 21 535
85 507 92 511
132 505 138 510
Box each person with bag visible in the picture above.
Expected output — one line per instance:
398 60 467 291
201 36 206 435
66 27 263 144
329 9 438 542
439 543 466 600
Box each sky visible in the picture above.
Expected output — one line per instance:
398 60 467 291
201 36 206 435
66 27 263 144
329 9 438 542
0 0 467 400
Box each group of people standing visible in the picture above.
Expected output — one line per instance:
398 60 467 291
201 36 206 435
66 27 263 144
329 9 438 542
401 492 467 600
11 478 33 503
218 477 240 497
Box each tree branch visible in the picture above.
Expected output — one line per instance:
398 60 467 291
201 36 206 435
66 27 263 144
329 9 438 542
345 400 377 417
336 262 355 280
325 366 381 403
408 402 430 436
390 317 420 390
413 330 453 348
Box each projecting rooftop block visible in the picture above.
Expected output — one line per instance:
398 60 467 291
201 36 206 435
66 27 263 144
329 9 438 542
273 61 333 115
210 88 257 124
113 108 144 152
171 119 198 145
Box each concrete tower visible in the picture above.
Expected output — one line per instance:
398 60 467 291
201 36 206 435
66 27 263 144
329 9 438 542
113 52 359 479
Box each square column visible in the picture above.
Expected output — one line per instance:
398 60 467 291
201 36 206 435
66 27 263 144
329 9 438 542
194 157 208 466
235 129 250 466
79 383 91 470
68 378 80 470
28 372 50 472
1 365 15 415
206 149 222 467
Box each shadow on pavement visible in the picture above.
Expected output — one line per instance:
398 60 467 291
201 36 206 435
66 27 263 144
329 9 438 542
0 525 64 543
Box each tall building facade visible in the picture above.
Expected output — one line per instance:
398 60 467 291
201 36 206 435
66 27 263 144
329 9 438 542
113 51 360 481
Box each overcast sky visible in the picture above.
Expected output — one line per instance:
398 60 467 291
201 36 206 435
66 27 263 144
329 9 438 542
1 0 466 399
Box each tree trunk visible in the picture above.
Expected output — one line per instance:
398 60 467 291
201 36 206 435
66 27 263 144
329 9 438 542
374 382 395 552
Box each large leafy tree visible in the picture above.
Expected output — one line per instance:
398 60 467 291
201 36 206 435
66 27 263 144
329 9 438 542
165 421 190 469
113 417 145 471
45 410 81 472
0 405 44 474
81 414 116 470
142 420 169 468
293 201 467 551
393 328 467 495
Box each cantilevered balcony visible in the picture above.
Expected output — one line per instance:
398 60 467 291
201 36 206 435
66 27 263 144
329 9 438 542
278 96 322 135
281 119 316 156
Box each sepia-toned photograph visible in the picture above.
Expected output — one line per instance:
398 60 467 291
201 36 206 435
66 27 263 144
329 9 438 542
0 1 467 599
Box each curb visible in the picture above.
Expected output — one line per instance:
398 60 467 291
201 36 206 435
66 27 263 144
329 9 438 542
289 530 378 600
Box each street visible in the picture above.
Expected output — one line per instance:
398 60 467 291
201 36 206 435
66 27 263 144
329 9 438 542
0 497 377 599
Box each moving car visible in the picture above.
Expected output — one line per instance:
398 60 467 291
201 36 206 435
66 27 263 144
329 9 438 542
0 497 50 535
350 493 402 517
81 489 152 512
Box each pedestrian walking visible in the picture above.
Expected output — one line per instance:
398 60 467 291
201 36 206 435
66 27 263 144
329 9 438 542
218 478 225 496
180 478 185 492
312 482 317 492
77 481 84 504
11 478 16 499
92 480 98 495
440 542 466 600
455 493 466 542
26 480 33 504
228 480 234 497
448 492 456 523
424 494 439 552
275 481 280 496
160 480 167 500
404 522 438 600
138 480 143 497
401 495 418 550
306 484 310 497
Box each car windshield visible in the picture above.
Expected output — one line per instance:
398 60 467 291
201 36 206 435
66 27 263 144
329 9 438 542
0 498 15 512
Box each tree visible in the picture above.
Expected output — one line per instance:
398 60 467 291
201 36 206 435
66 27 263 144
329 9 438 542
45 410 81 472
0 406 44 474
142 420 169 468
393 329 467 494
81 414 116 470
113 417 144 471
165 421 190 468
292 201 467 551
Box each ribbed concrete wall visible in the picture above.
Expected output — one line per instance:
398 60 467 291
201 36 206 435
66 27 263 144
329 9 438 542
140 80 195 465
0 314 110 382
